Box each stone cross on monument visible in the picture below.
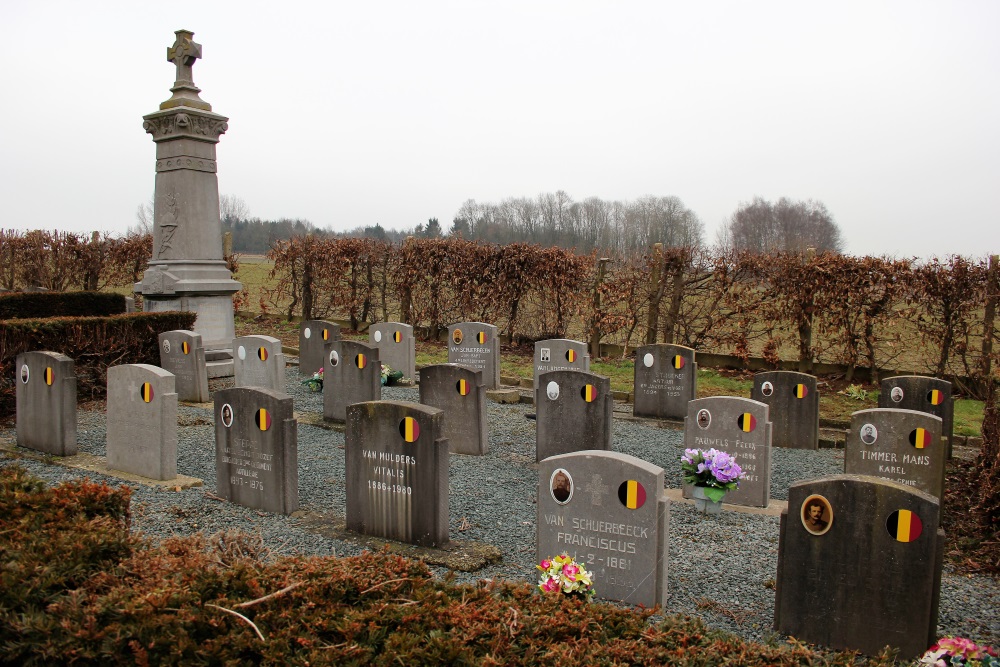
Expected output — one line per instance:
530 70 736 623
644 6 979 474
136 30 241 377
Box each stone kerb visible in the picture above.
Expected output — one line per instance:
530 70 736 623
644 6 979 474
533 339 590 393
159 329 209 403
107 364 178 481
750 370 818 450
233 335 285 393
299 320 341 377
537 450 669 607
369 322 415 381
346 400 449 548
774 474 943 658
682 396 772 508
844 408 945 499
879 376 954 456
536 370 612 462
633 343 697 420
214 386 298 515
419 363 488 456
15 351 77 456
323 340 381 422
447 322 500 389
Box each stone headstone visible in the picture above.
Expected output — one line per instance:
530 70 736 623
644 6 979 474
323 340 381 422
214 386 298 515
299 320 341 377
419 363 487 456
158 329 209 402
448 322 501 389
633 343 697 420
233 335 285 393
345 400 449 547
369 322 415 381
537 450 669 607
15 351 77 456
682 396 772 508
125 296 136 313
536 370 612 462
106 364 178 480
534 339 590 396
844 408 945 499
879 376 953 456
750 370 819 449
774 475 943 658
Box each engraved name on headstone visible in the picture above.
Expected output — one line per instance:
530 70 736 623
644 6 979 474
533 339 590 396
15 351 77 456
419 364 487 455
448 322 500 389
299 320 341 377
107 364 178 480
370 322 415 381
233 335 285 393
633 343 697 420
844 408 945 499
536 370 612 462
159 330 209 402
323 340 381 422
751 370 818 449
879 376 953 457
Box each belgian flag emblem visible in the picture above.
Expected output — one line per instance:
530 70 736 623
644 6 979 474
909 427 931 449
566 349 577 363
257 347 268 362
139 382 154 403
400 416 420 442
672 355 685 369
255 408 272 431
322 328 330 341
181 340 190 355
795 384 808 398
456 379 469 396
737 413 757 432
927 389 944 406
581 384 597 402
477 331 487 345
886 509 923 542
44 367 55 386
356 354 367 369
617 480 646 509
393 331 403 343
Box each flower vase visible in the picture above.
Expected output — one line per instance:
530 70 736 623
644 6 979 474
691 486 724 515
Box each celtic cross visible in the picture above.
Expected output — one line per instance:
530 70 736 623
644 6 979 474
167 30 202 87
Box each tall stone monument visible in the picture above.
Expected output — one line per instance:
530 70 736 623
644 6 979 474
135 30 241 376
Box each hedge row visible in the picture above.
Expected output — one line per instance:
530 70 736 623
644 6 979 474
0 291 127 320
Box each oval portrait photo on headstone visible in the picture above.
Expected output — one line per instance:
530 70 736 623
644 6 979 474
890 386 904 403
452 328 464 345
237 345 246 361
643 353 654 368
801 494 833 536
220 403 234 428
373 330 382 343
550 468 574 504
761 381 774 397
162 339 171 355
20 364 29 384
303 326 312 339
860 423 878 445
546 381 560 400
328 350 340 367
696 408 712 429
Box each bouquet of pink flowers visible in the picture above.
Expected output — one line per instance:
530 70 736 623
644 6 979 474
920 637 999 667
537 554 595 600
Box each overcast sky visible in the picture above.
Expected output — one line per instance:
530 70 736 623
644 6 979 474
3 1 997 258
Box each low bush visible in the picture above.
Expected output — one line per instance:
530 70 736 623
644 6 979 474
0 291 127 320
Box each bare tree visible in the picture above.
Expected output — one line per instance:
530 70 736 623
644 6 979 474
127 197 155 237
717 196 843 255
220 194 252 226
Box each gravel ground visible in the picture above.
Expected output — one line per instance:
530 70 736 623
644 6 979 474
2 364 997 649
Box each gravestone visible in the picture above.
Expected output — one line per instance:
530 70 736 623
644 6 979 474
879 376 953 456
536 370 612 462
323 340 381 422
537 450 669 607
774 475 943 658
534 340 590 396
448 322 501 389
844 408 945 499
682 396 772 508
106 364 178 480
158 329 209 402
369 322 415 381
345 400 449 547
15 351 77 456
751 370 819 449
214 386 298 514
633 343 697 420
419 364 487 455
299 320 341 377
233 335 285 393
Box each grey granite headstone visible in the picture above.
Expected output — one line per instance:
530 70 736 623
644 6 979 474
370 322 415 381
879 376 953 456
447 322 501 390
633 343 697 420
346 400 449 547
751 371 819 449
419 363 487 456
106 364 178 480
537 450 669 607
682 396 772 508
299 320 341 377
774 475 943 658
534 339 590 395
214 386 298 515
844 408 945 499
159 330 209 403
536 370 612 462
15 351 77 456
323 340 381 422
233 335 285 392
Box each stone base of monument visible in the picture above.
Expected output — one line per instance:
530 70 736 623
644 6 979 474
205 348 235 378
664 488 786 517
295 411 346 432
486 389 520 404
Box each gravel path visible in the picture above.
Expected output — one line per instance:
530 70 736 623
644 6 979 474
2 365 997 649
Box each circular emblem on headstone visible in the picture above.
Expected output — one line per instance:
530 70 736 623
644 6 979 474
456 379 470 396
477 331 487 345
162 339 171 354
303 326 312 339
20 364 29 384
329 350 340 367
546 381 560 400
581 384 597 402
374 330 383 343
237 346 247 361
181 340 190 355
909 427 931 449
550 468 573 504
927 389 944 406
761 381 774 397
737 412 757 432
322 328 330 341
139 382 154 403
220 403 234 428
794 383 808 399
672 355 685 369
257 347 268 362
566 349 577 363
860 423 878 445
393 331 403 343
801 494 833 535
355 354 367 369
886 509 923 542
255 408 272 431
452 328 464 345
399 416 420 442
696 408 711 429
890 386 904 403
44 367 54 386
643 353 654 368
617 480 646 509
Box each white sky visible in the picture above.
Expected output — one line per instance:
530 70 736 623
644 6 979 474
2 1 997 258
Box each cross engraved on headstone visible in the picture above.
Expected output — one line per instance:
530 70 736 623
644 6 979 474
582 474 609 505
167 30 202 86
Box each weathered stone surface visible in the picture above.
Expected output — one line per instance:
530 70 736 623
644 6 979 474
448 322 500 389
879 376 953 455
774 475 943 658
486 389 520 404
633 344 697 420
15 351 77 456
844 408 945 499
751 370 818 450
537 450 669 607
214 387 298 515
346 400 449 548
159 329 209 402
682 396 772 508
536 370 612 462
419 364 487 455
533 339 589 399
323 340 381 422
106 364 178 480
299 320 341 376
233 335 285 393
370 322 415 381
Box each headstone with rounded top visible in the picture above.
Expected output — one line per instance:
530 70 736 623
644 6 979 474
633 343 697 420
299 320 341 377
159 329 209 402
536 369 612 462
448 322 500 389
369 322 415 381
233 335 285 393
879 376 953 457
15 351 77 456
751 370 819 449
419 363 487 455
323 340 381 422
844 408 945 499
534 339 589 402
107 364 178 480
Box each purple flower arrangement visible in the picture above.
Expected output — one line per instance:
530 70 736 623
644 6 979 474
680 448 744 503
